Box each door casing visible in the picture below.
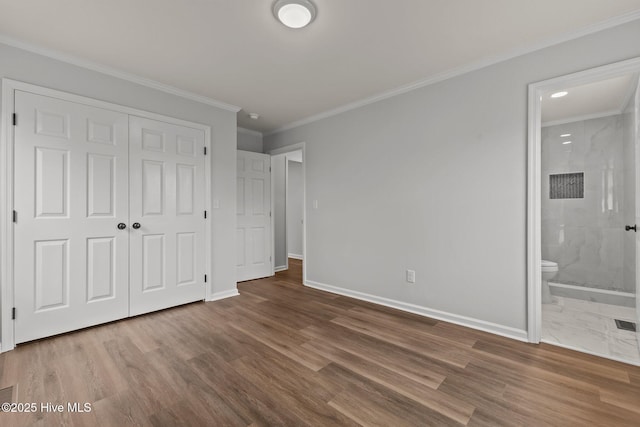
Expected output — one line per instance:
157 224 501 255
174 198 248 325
0 79 212 352
269 143 306 284
526 57 640 345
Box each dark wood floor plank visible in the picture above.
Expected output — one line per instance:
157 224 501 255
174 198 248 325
302 323 455 384
345 305 477 347
322 362 464 426
230 356 357 426
229 316 331 372
188 351 310 426
1 257 640 426
472 339 631 385
331 315 471 368
303 339 474 424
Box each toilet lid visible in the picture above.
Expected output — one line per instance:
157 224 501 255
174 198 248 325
541 260 557 268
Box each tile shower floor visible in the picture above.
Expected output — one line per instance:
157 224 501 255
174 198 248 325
542 296 640 365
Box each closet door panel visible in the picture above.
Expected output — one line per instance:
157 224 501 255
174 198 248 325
13 91 129 344
129 116 206 315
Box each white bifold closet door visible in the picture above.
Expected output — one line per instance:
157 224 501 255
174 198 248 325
129 116 206 316
13 91 207 344
13 91 130 343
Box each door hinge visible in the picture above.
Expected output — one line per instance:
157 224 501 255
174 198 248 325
12 113 17 126
12 210 17 223
269 166 271 172
204 146 207 155
204 210 207 219
269 211 272 217
12 307 16 320
204 274 207 283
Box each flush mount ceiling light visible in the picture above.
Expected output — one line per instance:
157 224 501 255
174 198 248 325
562 141 572 145
273 0 317 29
561 133 571 137
248 113 260 120
551 91 568 98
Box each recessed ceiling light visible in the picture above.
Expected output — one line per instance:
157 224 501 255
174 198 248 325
562 141 572 145
551 91 568 98
561 133 571 137
273 0 317 29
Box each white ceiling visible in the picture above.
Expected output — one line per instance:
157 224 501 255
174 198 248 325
542 74 638 125
1 1 640 134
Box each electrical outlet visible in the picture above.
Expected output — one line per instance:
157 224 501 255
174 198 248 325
406 269 415 283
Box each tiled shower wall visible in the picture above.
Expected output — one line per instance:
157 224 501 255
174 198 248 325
542 114 635 293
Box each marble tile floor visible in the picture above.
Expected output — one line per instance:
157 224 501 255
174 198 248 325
542 296 640 365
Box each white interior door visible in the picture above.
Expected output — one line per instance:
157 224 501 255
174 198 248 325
129 116 206 315
237 151 272 282
13 91 129 343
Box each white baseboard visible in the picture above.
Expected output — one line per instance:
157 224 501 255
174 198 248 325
288 253 303 260
304 279 529 343
206 289 239 302
274 265 288 272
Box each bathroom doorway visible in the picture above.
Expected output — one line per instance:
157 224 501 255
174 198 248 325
528 57 640 365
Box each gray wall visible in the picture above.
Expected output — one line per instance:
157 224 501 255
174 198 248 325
0 41 239 333
542 115 631 293
272 154 287 269
237 129 263 153
264 20 640 333
287 160 304 257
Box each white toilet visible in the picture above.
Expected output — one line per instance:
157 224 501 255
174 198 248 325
541 260 558 304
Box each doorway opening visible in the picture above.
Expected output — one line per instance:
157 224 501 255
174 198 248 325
528 57 640 365
270 143 306 285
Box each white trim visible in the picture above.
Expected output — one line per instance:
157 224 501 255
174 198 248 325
266 11 640 136
274 265 288 273
527 56 640 346
0 79 214 352
204 128 213 302
237 127 263 138
0 80 16 353
541 339 640 367
542 109 623 127
0 34 241 113
620 72 639 112
284 153 289 270
206 289 240 302
304 279 529 343
269 143 307 285
527 81 543 344
288 253 303 260
269 155 285 274
549 282 636 298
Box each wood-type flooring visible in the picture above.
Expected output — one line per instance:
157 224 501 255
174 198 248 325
1 258 639 426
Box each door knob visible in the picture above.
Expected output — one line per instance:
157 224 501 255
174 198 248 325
625 224 637 232
117 223 127 230
132 222 141 229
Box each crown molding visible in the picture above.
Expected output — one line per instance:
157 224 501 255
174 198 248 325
237 126 263 138
542 109 622 127
0 34 241 113
266 10 640 136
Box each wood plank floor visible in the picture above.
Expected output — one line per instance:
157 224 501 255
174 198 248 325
2 258 640 426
